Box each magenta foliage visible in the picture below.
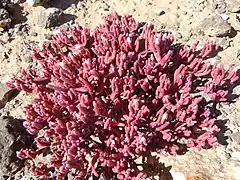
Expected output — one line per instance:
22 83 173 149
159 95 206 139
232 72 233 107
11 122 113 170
8 12 239 179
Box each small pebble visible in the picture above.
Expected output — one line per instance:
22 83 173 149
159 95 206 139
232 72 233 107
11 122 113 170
59 23 70 31
174 32 183 40
44 33 53 40
30 31 38 36
155 10 165 16
225 129 233 136
225 152 231 159
24 55 33 63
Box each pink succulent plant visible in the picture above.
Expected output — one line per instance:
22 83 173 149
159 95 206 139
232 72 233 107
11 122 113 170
8 12 239 179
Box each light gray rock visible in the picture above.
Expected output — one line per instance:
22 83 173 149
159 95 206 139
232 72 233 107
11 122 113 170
213 1 227 14
216 37 231 50
0 83 11 99
26 0 42 6
231 132 240 144
37 8 63 28
0 83 19 109
225 129 233 136
227 0 240 13
200 15 232 37
0 83 11 109
229 14 240 31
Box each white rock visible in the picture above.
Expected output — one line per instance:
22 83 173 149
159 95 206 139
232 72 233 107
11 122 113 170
171 171 186 180
26 0 42 6
219 13 229 21
234 167 240 180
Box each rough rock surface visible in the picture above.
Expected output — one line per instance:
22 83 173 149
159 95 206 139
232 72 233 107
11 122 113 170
0 116 33 177
0 83 19 109
37 7 63 28
231 132 240 144
213 0 227 14
200 15 232 37
227 0 240 13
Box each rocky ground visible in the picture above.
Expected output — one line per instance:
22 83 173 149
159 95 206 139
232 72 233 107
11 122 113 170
1 0 240 179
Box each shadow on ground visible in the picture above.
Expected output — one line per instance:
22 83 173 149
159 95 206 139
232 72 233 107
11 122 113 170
60 14 77 25
93 154 173 180
7 3 27 25
45 0 81 10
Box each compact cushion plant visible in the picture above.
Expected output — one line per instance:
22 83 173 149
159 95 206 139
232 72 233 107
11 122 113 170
7 12 239 179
